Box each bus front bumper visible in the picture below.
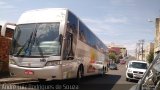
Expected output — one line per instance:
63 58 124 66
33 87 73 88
9 64 62 80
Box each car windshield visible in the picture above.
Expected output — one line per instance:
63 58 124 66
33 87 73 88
11 22 61 56
110 64 116 66
129 62 147 69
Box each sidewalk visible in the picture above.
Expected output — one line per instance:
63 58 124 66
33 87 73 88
0 77 36 84
0 72 36 84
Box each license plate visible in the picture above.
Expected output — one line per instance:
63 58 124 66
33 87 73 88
24 70 34 75
135 74 142 78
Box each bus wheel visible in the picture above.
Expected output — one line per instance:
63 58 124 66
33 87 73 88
77 66 84 79
38 79 46 83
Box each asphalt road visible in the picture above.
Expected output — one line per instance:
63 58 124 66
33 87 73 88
8 63 137 90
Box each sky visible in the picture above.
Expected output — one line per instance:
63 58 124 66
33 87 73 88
0 0 160 56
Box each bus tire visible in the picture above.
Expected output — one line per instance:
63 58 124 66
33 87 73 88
77 65 84 80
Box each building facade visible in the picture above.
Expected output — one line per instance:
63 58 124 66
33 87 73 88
0 25 14 73
154 18 160 56
144 43 154 61
108 43 127 59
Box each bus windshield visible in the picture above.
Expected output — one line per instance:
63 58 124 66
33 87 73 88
12 22 61 56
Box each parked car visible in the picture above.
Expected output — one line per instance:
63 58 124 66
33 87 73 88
126 60 148 81
130 54 160 90
109 63 117 70
120 59 126 64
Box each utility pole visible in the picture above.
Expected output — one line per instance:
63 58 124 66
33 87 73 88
136 43 140 60
139 40 145 60
135 47 137 59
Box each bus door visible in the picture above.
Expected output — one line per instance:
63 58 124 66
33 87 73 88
62 13 78 78
63 24 77 60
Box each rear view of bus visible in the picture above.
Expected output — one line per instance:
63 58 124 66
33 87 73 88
1 8 108 81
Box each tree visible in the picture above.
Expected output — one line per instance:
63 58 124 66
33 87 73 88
109 52 117 62
147 52 154 64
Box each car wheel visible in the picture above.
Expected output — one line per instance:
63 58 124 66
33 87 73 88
126 78 131 82
126 78 128 81
126 78 127 80
128 78 131 82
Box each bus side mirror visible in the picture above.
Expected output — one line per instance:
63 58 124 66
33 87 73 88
59 34 63 45
1 22 16 37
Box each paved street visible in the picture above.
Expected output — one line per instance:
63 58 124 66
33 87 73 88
0 1 159 90
1 62 138 90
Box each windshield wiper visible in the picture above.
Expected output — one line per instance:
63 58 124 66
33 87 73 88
25 30 38 56
16 31 34 56
16 28 45 58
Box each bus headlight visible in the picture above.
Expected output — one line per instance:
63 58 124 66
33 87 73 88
9 59 17 65
45 61 60 66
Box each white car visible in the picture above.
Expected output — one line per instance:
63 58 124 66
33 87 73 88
126 60 148 81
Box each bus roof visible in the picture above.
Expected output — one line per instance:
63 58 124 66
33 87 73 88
17 8 69 24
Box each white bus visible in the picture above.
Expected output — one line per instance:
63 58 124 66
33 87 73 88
1 8 108 81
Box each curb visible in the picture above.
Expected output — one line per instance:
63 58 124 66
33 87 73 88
0 78 36 84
